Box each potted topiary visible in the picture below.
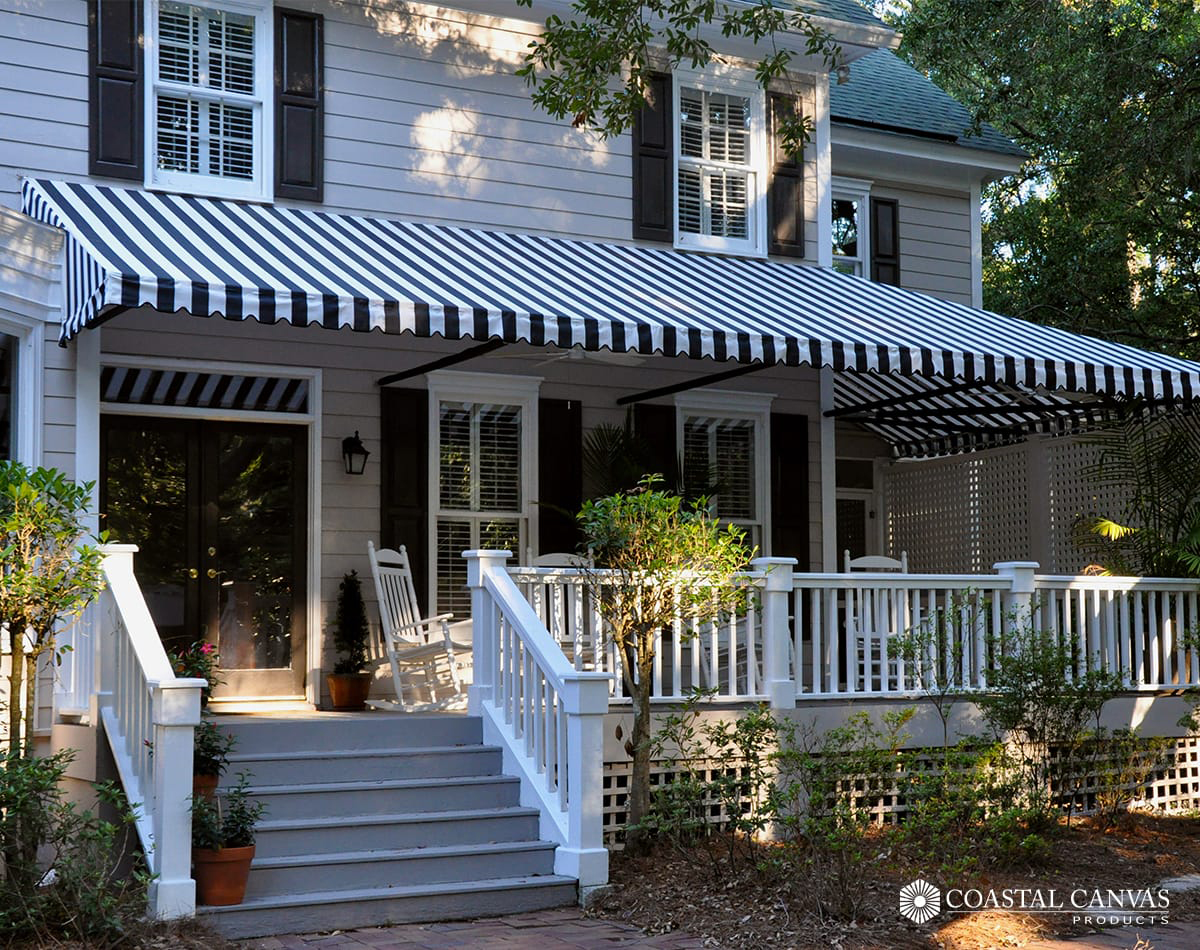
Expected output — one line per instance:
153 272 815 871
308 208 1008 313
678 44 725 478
191 773 265 906
193 719 236 802
326 569 373 710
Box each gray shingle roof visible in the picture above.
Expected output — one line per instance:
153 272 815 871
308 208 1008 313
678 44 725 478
792 0 887 29
830 50 1027 158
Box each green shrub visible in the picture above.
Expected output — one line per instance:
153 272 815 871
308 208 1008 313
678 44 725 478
0 749 149 944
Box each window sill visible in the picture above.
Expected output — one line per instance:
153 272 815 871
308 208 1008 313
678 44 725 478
673 235 767 260
146 174 272 205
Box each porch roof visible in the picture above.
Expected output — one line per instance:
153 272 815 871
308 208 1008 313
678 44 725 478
22 179 1200 412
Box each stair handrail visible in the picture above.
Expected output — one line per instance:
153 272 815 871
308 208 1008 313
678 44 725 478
464 550 612 900
96 545 204 919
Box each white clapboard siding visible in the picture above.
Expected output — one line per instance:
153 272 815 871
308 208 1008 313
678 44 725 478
870 182 973 305
0 0 819 253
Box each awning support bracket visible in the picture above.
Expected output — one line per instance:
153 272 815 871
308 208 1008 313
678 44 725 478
376 339 507 386
615 361 773 406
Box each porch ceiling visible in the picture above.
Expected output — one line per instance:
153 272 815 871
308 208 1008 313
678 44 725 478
22 179 1200 415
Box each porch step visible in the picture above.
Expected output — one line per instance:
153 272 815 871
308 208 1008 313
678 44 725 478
225 743 503 785
252 805 543 858
202 875 579 940
235 773 522 820
198 715 576 938
245 840 558 898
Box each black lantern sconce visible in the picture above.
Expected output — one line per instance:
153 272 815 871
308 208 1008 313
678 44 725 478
342 431 370 475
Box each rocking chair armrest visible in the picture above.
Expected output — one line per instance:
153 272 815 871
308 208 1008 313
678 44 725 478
388 612 455 634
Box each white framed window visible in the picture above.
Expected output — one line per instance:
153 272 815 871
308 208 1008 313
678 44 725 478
0 314 44 467
675 390 772 551
831 176 872 276
674 66 768 258
145 0 273 202
427 372 540 616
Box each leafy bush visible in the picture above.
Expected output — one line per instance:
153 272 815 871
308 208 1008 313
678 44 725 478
331 570 371 675
0 750 149 944
191 772 265 850
193 719 237 778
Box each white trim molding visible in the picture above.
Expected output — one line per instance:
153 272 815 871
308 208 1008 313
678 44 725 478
0 311 45 468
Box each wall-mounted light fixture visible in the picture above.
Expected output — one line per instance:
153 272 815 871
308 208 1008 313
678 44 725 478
836 63 851 85
342 431 370 475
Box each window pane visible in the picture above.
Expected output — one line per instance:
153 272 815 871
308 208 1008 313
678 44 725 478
680 89 704 158
439 402 472 509
156 95 200 173
684 416 755 521
678 168 703 235
208 12 255 94
159 5 200 85
477 405 521 512
706 93 749 164
436 519 472 616
708 170 749 240
0 333 16 461
832 198 859 258
209 102 255 179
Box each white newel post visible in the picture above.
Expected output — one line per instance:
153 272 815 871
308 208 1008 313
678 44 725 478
97 545 140 709
150 680 203 918
751 557 797 710
464 550 510 714
556 672 611 899
994 561 1039 646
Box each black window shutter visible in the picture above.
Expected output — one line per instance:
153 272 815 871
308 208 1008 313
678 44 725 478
632 73 673 243
633 403 678 491
275 8 324 202
870 197 901 286
381 388 428 601
88 0 143 180
767 94 805 258
770 413 809 566
537 398 583 554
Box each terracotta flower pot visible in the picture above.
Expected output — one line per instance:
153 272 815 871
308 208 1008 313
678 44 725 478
326 672 372 711
192 773 219 802
193 844 255 906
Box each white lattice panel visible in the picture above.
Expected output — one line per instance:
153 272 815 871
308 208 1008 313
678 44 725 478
1046 437 1131 573
884 444 1030 572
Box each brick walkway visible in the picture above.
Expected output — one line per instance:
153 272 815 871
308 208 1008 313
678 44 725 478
239 908 704 949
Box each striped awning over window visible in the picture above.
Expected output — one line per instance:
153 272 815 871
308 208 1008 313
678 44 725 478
22 178 1200 403
100 365 309 413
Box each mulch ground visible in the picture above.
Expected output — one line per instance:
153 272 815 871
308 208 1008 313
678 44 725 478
586 812 1200 949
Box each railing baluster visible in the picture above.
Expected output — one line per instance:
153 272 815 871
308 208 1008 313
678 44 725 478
1149 590 1161 686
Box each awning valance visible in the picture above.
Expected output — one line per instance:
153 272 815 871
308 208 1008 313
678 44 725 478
22 178 1200 403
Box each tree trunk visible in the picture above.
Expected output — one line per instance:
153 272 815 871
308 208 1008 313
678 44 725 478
7 624 25 757
23 645 38 757
622 628 657 856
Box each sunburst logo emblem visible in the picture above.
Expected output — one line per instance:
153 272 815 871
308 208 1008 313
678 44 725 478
899 879 941 923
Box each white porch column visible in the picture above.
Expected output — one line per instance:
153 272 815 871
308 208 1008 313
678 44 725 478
464 549 510 714
149 679 202 919
751 557 797 710
555 672 611 899
820 367 838 571
74 327 101 531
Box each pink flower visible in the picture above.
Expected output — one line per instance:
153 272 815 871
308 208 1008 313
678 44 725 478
200 643 215 655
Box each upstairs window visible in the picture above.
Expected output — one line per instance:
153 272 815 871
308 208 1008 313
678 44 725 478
0 332 15 461
674 69 767 257
831 177 871 276
147 0 272 201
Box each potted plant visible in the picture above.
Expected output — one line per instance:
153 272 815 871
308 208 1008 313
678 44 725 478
326 570 373 710
169 640 222 708
191 773 265 906
193 719 236 801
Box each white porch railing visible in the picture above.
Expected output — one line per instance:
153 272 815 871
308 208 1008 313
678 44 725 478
506 559 1200 705
96 545 205 919
465 550 612 899
507 561 776 703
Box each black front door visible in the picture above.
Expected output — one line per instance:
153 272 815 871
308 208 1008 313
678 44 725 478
101 416 308 699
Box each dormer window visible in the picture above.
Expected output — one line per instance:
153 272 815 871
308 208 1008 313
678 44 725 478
674 69 768 257
146 0 273 201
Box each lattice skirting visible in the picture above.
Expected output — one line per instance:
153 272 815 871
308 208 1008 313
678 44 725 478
601 736 1200 848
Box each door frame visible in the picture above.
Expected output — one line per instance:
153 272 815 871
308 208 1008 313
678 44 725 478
97 354 323 707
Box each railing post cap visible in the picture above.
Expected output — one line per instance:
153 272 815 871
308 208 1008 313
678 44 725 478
750 556 797 591
993 561 1040 571
100 543 140 555
462 549 512 560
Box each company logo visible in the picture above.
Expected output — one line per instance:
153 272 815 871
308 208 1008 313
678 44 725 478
899 879 942 923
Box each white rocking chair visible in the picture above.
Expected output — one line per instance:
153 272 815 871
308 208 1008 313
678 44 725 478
844 550 909 692
367 541 472 711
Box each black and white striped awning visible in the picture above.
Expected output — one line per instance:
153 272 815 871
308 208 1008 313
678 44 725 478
22 179 1200 404
100 365 309 413
832 371 1136 458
